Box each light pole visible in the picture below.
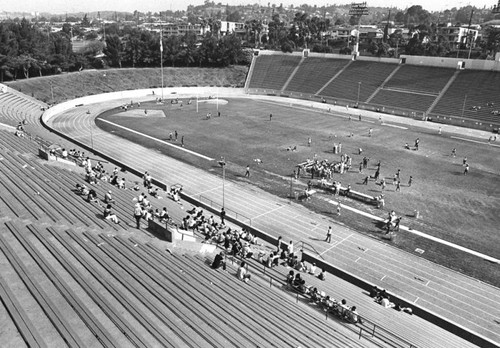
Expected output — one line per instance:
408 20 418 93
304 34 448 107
357 82 361 106
461 94 467 119
218 157 226 208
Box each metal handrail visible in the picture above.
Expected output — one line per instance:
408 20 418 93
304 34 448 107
298 240 325 260
198 194 252 225
261 265 417 348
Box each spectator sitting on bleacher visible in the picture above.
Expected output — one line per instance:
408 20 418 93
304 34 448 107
61 148 68 159
237 261 251 283
118 178 126 189
87 189 98 204
159 207 169 222
142 207 153 221
338 299 349 318
308 262 317 275
322 296 337 311
267 251 279 267
318 269 326 281
100 171 109 182
288 255 298 268
309 287 321 304
297 259 307 272
287 270 295 285
378 293 395 308
370 286 379 298
15 123 25 137
79 184 90 197
242 242 254 258
75 183 85 195
141 195 151 209
347 306 359 323
212 251 226 270
293 273 302 287
375 289 387 302
298 279 310 294
148 185 159 198
104 204 119 224
231 241 242 257
137 193 145 205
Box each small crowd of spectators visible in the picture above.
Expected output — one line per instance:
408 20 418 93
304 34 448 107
370 286 413 314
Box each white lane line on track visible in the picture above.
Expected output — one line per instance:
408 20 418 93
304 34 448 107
326 198 500 265
195 185 225 196
382 123 408 130
320 233 354 256
97 118 215 161
251 205 286 220
355 257 361 263
451 136 500 147
380 275 386 281
414 297 419 304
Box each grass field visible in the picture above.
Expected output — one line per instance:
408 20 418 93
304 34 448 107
97 97 500 287
6 66 248 104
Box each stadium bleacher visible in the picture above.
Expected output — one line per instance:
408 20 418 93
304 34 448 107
319 61 398 103
244 54 500 127
431 70 500 124
247 55 302 91
370 89 437 112
384 65 456 95
1 63 498 347
286 57 351 94
0 88 46 127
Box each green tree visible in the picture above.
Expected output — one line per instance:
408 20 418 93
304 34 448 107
104 34 123 67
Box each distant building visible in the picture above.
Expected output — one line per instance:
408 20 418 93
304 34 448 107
438 24 480 48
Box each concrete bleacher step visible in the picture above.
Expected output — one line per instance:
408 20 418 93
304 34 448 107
49 227 181 348
243 255 478 348
139 241 373 348
138 242 340 348
0 223 98 347
95 233 245 347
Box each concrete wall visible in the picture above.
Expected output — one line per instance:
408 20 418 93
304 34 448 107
256 49 498 71
401 55 500 71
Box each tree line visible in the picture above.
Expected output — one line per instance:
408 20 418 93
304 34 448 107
1 6 500 82
0 18 250 82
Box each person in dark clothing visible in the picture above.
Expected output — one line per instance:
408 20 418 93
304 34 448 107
212 252 226 270
220 207 226 225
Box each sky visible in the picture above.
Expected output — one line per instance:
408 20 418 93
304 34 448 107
1 0 494 15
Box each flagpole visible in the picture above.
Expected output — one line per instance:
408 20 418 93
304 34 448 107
196 95 199 113
160 15 164 101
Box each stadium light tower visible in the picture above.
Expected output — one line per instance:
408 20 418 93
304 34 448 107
349 2 369 57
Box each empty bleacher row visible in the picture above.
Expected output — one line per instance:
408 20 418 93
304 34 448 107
320 61 398 103
246 54 500 127
383 65 455 95
0 88 46 127
286 57 350 94
370 89 437 112
431 70 500 124
247 55 302 91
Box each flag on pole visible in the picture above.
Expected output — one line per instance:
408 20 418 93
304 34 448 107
160 34 163 52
